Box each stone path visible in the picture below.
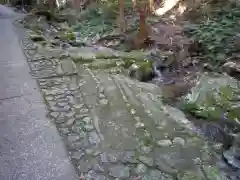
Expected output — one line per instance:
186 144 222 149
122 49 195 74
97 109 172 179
14 14 226 180
0 5 77 180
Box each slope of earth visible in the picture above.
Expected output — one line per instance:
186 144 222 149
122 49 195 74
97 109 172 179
12 11 234 179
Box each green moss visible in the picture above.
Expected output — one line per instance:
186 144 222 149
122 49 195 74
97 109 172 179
182 85 240 121
59 31 75 41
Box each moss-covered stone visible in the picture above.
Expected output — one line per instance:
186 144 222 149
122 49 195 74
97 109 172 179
182 73 240 121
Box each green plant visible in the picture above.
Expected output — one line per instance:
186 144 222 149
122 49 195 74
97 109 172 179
182 86 240 121
189 7 240 67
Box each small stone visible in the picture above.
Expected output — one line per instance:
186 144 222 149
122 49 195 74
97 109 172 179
74 104 84 109
55 117 65 124
46 96 54 101
173 137 185 146
85 149 101 156
82 117 92 124
157 140 172 147
140 146 152 154
99 93 105 98
84 124 94 131
93 163 105 172
100 152 119 163
70 150 84 160
65 118 75 126
75 113 87 119
88 131 100 145
138 156 154 167
58 127 70 135
80 108 89 114
65 111 75 118
135 122 145 128
99 99 108 105
67 134 80 143
63 105 71 111
135 164 147 174
109 165 130 178
122 151 138 163
49 111 59 119
131 109 136 115
69 83 78 91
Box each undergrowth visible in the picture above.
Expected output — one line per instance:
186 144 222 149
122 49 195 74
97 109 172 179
189 5 240 68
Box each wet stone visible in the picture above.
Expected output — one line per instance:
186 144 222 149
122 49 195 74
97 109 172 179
109 165 130 178
157 140 172 147
70 150 84 160
138 156 154 167
135 163 147 174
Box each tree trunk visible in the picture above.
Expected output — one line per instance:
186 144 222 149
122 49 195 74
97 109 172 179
118 0 127 33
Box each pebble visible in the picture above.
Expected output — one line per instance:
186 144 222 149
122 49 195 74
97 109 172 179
93 163 105 172
70 150 84 160
138 156 154 167
87 170 107 180
121 151 138 163
109 165 130 178
85 149 101 156
49 111 59 119
46 95 54 101
65 118 75 126
173 137 185 146
135 163 147 174
82 116 92 124
80 108 89 114
88 131 100 145
67 134 80 143
99 99 108 105
157 140 172 147
84 124 94 131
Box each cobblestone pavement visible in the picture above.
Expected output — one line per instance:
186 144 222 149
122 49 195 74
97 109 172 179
14 19 225 180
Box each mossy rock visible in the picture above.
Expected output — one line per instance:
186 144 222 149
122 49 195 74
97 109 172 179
182 73 240 121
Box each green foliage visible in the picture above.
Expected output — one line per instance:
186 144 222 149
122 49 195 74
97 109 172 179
72 4 117 42
182 86 240 121
189 7 240 67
